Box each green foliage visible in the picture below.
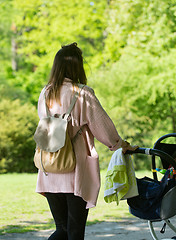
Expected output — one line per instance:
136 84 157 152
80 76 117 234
90 47 176 170
1 0 176 171
0 99 38 173
5 0 107 104
0 0 14 77
104 0 176 62
0 78 30 102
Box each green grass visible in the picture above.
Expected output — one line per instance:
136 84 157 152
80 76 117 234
0 170 153 235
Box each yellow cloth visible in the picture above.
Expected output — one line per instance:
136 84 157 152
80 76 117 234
104 148 138 205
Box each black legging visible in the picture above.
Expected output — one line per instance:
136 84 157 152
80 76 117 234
45 193 89 240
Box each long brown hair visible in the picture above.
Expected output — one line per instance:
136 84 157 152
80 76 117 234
46 42 87 106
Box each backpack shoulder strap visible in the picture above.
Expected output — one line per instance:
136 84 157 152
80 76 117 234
65 84 84 117
43 88 50 117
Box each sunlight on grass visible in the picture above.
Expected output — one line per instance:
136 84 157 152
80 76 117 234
0 170 153 234
0 173 53 234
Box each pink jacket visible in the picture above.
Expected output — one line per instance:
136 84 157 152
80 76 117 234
36 79 122 208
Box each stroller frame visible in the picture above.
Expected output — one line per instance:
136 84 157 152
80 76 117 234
127 133 176 240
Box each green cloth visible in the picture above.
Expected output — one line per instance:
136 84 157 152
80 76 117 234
104 165 129 205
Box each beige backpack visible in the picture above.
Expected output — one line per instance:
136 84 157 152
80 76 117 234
33 84 84 175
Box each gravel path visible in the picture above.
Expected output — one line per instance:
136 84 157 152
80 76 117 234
0 218 176 240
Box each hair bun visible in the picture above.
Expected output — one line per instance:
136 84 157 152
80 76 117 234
62 42 77 49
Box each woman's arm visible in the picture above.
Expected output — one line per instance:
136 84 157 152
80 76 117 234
81 86 138 152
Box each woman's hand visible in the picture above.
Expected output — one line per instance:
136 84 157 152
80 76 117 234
121 140 139 154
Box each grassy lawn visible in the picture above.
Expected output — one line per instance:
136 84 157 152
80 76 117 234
0 170 152 235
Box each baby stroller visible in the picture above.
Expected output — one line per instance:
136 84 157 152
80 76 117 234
127 133 176 240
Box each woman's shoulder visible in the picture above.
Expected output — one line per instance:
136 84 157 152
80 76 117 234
78 84 101 106
80 84 95 96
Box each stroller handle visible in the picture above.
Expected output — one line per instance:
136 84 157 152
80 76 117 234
126 147 176 169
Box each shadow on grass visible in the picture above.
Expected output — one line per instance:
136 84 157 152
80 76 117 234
0 217 136 235
0 220 54 235
0 219 103 235
0 217 141 237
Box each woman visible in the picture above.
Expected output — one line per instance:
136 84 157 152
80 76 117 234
36 42 137 240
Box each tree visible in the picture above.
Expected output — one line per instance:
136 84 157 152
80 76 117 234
6 0 107 104
0 99 38 173
0 0 14 76
104 0 176 63
1 0 176 171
